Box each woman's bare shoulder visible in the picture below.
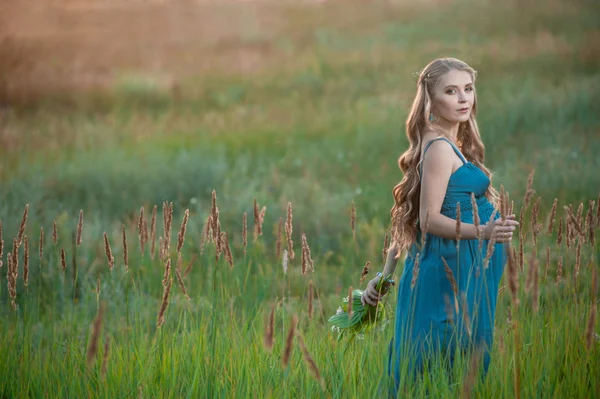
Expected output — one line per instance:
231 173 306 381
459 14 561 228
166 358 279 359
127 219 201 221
420 131 446 153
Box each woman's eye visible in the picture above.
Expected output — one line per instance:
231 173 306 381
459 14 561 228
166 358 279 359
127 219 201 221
465 87 473 92
446 89 456 94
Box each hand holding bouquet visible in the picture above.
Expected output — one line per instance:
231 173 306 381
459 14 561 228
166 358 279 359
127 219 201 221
328 272 395 343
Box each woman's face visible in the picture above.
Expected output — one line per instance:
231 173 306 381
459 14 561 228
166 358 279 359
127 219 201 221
430 69 475 125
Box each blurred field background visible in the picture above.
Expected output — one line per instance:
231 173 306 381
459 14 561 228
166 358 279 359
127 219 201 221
1 0 599 397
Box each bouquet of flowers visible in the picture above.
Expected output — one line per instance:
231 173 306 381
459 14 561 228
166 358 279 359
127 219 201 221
328 273 395 344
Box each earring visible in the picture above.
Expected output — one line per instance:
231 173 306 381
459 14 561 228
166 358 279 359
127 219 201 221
429 113 436 123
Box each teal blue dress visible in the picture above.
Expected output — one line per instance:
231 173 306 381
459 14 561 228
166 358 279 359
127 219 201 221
387 137 507 394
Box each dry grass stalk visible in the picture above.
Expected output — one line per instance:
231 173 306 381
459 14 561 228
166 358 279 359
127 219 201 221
410 253 421 289
263 301 276 351
121 225 129 273
308 280 314 320
157 277 172 328
518 206 525 233
532 196 541 246
96 276 101 302
530 250 539 313
150 205 157 260
183 254 197 279
285 202 295 260
500 185 507 223
524 169 535 209
77 210 84 247
200 214 211 256
546 198 558 235
163 202 174 258
242 212 247 256
347 286 353 319
507 245 519 306
565 205 584 238
23 235 29 287
11 238 18 273
382 231 390 263
498 285 506 296
253 198 260 241
158 237 164 261
442 257 459 313
509 200 514 215
259 206 267 238
566 210 573 250
587 200 595 247
103 233 114 272
460 292 472 338
471 194 480 241
518 230 524 272
275 217 283 260
138 206 145 254
175 268 190 300
223 232 234 269
282 314 298 368
350 200 356 238
586 267 597 350
556 217 563 247
301 233 314 275
214 215 222 261
215 229 224 262
483 230 497 270
210 191 218 242
17 204 29 247
497 330 505 355
86 301 105 367
360 261 370 284
556 256 563 286
143 219 149 252
52 220 58 244
162 259 172 288
460 345 483 399
60 248 67 272
544 246 550 282
296 332 326 391
176 209 190 254
576 202 584 230
480 208 498 252
101 336 110 378
444 294 455 324
574 240 582 285
7 256 17 310
282 249 289 274
525 247 537 293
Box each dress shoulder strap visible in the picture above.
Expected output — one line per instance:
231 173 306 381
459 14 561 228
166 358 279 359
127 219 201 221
419 137 467 177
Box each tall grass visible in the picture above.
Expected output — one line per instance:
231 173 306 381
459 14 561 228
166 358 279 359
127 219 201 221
0 183 598 397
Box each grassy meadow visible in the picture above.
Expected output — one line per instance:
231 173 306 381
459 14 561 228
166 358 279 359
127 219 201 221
1 0 600 397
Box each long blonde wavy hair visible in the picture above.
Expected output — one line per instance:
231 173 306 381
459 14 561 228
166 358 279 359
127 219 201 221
390 57 500 256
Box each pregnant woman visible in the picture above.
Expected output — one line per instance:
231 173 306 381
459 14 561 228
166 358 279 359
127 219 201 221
361 57 519 396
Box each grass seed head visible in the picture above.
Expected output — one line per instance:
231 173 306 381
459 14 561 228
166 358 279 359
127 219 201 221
157 278 173 328
103 233 114 272
52 220 58 244
77 209 84 247
282 314 298 368
17 203 29 247
87 301 105 367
